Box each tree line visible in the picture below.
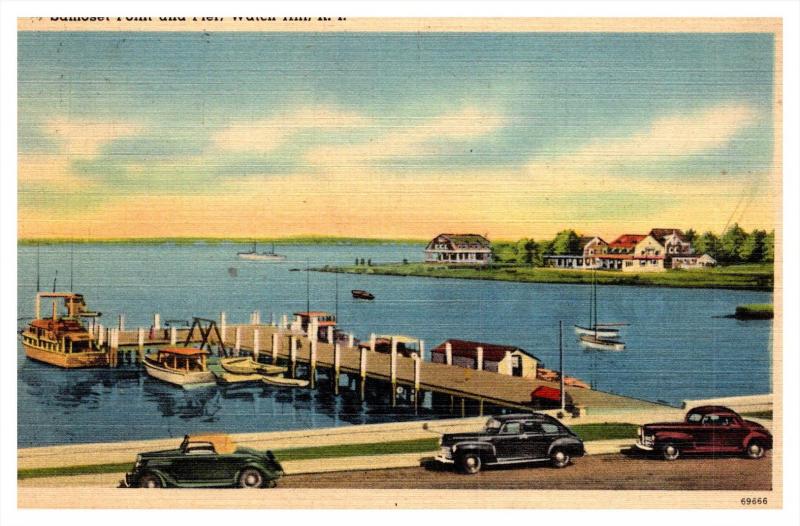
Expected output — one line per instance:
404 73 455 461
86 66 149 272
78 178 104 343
492 224 774 266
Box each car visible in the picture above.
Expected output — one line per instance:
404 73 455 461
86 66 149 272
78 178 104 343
635 405 773 461
121 433 284 488
435 413 585 474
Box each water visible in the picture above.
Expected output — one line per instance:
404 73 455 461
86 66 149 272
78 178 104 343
17 243 773 447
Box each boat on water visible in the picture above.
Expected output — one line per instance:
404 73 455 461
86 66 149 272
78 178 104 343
220 357 287 376
19 292 107 368
143 347 216 388
351 289 375 300
579 334 625 351
237 242 287 262
261 375 310 388
574 324 619 339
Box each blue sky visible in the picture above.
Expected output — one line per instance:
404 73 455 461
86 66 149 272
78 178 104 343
18 31 776 239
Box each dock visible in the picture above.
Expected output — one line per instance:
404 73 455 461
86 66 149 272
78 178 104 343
99 312 666 415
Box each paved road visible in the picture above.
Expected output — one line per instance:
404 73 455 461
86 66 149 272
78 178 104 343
280 452 772 490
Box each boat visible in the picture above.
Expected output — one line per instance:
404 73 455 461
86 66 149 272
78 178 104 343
215 371 267 384
261 375 310 388
351 289 375 300
143 347 216 388
220 357 287 376
575 269 627 348
579 334 625 351
19 292 108 368
237 242 287 262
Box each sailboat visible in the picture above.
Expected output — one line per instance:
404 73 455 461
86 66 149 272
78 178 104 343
577 269 626 351
237 241 287 262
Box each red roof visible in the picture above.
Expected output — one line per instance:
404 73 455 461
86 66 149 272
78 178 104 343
531 386 562 402
158 347 209 356
431 339 539 363
609 234 646 248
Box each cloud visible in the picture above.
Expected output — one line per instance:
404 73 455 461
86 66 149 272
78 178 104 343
211 107 371 154
42 117 145 157
305 106 506 167
529 103 761 173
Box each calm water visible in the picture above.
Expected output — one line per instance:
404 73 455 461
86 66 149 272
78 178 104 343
17 243 773 447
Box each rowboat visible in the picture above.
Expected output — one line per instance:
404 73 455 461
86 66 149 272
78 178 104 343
579 334 625 351
215 372 266 384
143 348 216 388
220 357 287 376
351 289 375 300
261 375 310 388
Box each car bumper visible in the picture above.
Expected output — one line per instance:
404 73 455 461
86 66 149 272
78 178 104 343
434 454 455 464
634 442 654 451
119 473 135 488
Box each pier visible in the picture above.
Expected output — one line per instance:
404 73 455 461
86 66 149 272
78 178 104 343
102 311 665 414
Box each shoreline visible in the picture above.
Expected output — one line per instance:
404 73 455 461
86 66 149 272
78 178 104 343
313 263 774 292
17 237 426 246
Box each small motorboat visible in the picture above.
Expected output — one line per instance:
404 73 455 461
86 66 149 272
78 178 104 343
220 357 287 376
351 289 375 300
261 375 310 388
143 347 217 388
579 334 625 351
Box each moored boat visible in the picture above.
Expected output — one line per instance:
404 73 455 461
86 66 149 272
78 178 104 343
20 292 107 368
351 289 375 300
573 324 619 339
579 334 625 351
220 357 287 376
143 347 216 388
261 375 310 388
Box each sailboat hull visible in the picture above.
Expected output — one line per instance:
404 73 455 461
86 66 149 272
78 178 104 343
574 325 619 339
579 335 625 351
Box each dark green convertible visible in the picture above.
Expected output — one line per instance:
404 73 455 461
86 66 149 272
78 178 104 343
122 434 284 488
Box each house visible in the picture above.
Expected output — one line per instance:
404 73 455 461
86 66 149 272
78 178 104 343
425 234 492 265
648 228 694 268
596 234 645 270
544 236 608 269
597 234 666 272
430 339 540 378
672 253 717 269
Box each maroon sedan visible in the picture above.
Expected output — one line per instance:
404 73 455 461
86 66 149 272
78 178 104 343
636 405 772 461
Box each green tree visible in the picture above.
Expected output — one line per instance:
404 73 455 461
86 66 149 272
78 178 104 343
683 228 697 245
491 242 519 263
516 238 538 265
763 230 775 263
694 231 720 259
738 229 766 263
551 230 580 255
719 223 747 263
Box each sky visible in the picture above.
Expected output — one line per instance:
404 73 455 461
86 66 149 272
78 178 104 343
17 31 777 240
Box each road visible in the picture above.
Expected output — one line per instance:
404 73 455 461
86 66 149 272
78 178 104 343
279 452 772 491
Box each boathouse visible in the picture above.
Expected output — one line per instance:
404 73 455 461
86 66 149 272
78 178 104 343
430 339 540 378
424 234 492 265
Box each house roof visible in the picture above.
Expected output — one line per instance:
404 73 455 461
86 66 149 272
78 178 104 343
609 234 646 248
579 236 607 247
649 228 686 242
428 233 491 249
431 339 540 363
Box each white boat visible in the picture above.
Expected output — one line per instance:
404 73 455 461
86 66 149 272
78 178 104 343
574 324 619 339
579 334 625 351
575 269 627 347
261 375 310 388
237 242 287 261
143 347 216 388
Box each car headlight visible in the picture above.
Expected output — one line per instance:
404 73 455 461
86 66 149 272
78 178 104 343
438 436 442 446
134 454 143 469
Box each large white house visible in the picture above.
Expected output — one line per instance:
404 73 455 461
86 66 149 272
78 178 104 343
425 233 492 265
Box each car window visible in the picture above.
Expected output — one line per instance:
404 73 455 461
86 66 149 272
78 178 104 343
500 422 521 435
523 421 543 433
687 413 703 423
185 443 216 455
701 415 721 425
541 423 560 434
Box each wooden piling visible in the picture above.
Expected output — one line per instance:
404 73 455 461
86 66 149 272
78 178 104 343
477 346 484 371
359 346 367 400
137 327 145 363
271 332 279 363
219 312 226 343
445 342 452 365
153 313 160 331
234 326 241 355
310 339 317 387
98 324 105 347
118 314 125 331
170 326 176 346
333 343 341 394
370 333 376 352
290 336 297 377
326 325 334 343
348 333 355 348
253 328 260 362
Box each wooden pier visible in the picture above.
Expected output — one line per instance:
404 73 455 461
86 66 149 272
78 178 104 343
102 312 664 414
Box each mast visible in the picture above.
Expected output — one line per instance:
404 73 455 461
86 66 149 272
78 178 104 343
70 241 74 291
36 241 40 292
593 269 597 336
334 269 339 321
559 320 565 411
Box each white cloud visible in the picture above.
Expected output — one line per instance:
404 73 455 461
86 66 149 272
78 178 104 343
42 117 144 157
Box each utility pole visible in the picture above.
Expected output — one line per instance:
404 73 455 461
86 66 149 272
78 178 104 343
559 320 565 412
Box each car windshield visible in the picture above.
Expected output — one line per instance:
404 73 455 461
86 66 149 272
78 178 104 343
687 412 703 423
485 418 502 433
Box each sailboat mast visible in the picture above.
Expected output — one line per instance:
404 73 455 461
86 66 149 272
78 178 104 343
36 241 40 293
70 241 74 291
593 270 597 336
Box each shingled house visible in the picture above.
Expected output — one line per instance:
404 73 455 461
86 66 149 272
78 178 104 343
424 234 492 265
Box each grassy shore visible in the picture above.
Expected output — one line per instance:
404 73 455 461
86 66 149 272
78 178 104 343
17 423 638 479
734 304 774 319
317 263 773 291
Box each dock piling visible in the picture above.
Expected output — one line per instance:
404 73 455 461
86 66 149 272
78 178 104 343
219 312 226 343
333 343 341 394
310 339 317 388
370 333 376 352
390 338 398 407
253 328 260 362
445 342 452 365
234 326 241 355
348 333 355 348
359 346 367 400
271 332 279 363
153 313 160 331
290 336 297 377
118 314 125 331
98 324 105 347
137 327 144 362
477 346 484 371
170 326 177 346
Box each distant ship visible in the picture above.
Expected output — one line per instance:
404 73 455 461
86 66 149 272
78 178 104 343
237 242 287 262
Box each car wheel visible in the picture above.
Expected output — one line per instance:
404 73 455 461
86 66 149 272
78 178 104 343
661 443 680 461
745 441 766 459
459 453 482 474
550 448 571 468
138 474 162 488
238 468 265 488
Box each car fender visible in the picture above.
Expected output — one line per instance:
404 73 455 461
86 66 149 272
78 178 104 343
547 437 585 457
137 468 173 487
236 462 281 482
741 430 773 450
452 442 496 462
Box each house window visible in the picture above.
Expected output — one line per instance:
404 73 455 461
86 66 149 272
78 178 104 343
640 260 646 266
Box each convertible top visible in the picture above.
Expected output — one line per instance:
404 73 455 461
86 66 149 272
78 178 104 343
187 433 237 454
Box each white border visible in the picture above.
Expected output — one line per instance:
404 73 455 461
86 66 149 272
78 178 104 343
2 1 798 526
